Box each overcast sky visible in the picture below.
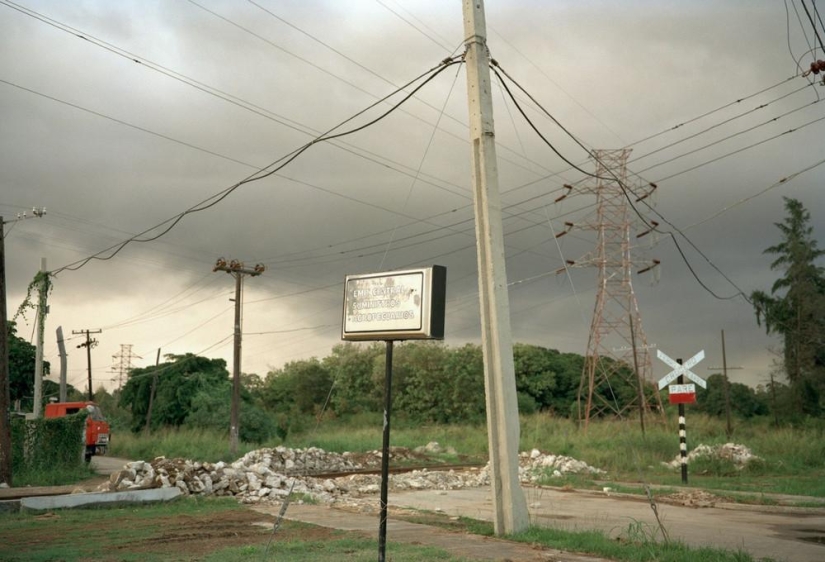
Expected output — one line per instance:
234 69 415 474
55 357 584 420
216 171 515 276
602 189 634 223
1 0 823 399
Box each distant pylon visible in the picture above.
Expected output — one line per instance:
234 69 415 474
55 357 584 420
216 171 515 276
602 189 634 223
574 149 663 429
111 344 140 391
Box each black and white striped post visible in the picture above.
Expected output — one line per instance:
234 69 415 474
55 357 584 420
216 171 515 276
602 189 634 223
677 358 688 485
657 349 705 486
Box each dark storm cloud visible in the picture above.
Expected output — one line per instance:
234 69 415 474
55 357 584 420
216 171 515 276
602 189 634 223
1 0 822 387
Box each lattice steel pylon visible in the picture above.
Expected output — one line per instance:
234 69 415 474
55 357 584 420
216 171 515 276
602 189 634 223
573 149 663 430
111 344 140 392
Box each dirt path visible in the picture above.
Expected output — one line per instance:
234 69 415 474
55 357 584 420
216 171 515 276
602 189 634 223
386 486 825 562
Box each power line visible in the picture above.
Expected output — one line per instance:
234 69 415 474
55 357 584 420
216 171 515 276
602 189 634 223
49 56 463 275
800 0 825 52
491 60 753 302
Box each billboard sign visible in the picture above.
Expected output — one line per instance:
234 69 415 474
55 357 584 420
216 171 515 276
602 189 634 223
342 266 446 341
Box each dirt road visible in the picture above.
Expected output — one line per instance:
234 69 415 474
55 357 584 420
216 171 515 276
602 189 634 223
388 486 825 562
90 455 130 475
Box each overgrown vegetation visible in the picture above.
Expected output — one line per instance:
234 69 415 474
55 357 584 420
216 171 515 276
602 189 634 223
9 409 95 485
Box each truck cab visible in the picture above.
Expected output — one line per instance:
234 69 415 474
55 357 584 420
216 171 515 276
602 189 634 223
44 401 110 462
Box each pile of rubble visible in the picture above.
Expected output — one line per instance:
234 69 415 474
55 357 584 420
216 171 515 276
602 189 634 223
664 443 763 470
100 443 605 504
514 448 606 482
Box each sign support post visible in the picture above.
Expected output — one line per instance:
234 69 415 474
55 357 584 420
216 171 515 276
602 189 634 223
677 359 688 485
378 339 394 562
658 349 705 485
341 266 446 561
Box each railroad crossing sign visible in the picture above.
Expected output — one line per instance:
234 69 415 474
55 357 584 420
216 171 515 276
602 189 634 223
657 349 707 390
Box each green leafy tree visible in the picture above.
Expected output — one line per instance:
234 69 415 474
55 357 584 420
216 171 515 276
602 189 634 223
751 197 825 415
262 358 333 415
119 353 229 432
6 321 50 412
322 343 383 414
186 383 276 443
694 374 768 419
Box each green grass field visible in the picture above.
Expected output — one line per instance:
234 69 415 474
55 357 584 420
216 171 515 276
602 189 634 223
108 412 825 499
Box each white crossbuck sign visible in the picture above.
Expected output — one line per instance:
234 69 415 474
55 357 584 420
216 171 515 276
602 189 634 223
657 349 706 390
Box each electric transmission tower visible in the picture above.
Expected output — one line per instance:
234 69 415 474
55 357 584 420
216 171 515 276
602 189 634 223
111 344 140 392
559 149 662 430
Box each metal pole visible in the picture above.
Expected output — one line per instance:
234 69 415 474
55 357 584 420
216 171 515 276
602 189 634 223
630 313 645 435
33 258 46 417
230 272 242 455
378 340 394 562
721 329 732 438
0 217 12 486
462 0 528 535
677 358 688 485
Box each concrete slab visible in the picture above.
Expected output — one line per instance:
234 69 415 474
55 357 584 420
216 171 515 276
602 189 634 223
21 487 182 511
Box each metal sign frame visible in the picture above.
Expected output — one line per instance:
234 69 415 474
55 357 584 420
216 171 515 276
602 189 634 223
341 266 446 341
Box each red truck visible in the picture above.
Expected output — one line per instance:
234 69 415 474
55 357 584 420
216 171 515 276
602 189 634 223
44 401 110 462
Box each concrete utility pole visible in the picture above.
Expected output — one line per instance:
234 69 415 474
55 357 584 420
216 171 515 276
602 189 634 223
462 0 528 535
33 258 47 418
213 258 265 455
73 329 102 400
56 326 67 402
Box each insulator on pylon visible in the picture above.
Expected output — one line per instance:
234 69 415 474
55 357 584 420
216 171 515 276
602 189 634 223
229 259 241 270
636 259 660 275
555 259 575 274
636 221 659 238
254 263 266 273
555 184 573 203
555 221 575 238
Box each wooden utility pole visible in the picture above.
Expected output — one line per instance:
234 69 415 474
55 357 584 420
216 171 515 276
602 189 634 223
213 258 264 455
144 348 161 435
73 329 101 400
0 217 12 485
32 258 47 418
462 0 528 535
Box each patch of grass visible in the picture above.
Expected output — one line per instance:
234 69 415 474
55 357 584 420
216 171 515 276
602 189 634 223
514 525 775 562
0 497 471 562
202 537 471 562
13 462 97 487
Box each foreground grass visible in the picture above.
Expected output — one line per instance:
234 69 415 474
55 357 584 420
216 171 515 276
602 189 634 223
397 511 778 562
0 496 469 562
12 462 97 487
514 526 774 562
